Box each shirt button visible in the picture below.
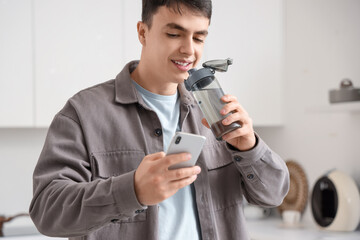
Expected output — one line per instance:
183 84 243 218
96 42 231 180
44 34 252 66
234 156 242 162
135 209 145 214
247 173 255 180
154 128 162 137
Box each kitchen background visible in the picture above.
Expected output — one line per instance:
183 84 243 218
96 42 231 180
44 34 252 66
0 0 359 235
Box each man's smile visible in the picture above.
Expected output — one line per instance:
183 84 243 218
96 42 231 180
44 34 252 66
171 59 193 71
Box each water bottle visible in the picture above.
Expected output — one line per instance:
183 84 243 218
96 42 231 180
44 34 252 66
185 58 241 140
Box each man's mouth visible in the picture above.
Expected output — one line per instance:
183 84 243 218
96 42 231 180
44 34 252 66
172 60 193 71
173 60 190 66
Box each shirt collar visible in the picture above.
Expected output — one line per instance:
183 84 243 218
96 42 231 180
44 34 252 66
115 61 194 106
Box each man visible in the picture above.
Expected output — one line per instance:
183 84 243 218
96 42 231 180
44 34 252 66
30 0 289 239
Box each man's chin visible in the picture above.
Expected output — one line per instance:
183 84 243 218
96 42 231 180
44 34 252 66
177 74 189 84
181 71 190 81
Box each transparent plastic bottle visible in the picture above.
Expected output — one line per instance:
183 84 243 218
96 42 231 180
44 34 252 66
185 58 241 140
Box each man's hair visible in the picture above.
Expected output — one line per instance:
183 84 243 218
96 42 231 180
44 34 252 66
142 0 212 28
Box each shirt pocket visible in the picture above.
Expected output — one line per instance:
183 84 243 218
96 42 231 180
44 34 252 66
202 141 233 170
91 150 145 179
90 150 147 223
202 142 243 211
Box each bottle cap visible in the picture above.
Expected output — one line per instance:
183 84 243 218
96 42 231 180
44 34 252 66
184 67 215 91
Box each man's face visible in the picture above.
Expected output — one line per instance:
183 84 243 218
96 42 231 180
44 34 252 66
140 5 210 85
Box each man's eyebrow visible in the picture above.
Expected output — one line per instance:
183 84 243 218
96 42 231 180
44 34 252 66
165 23 208 36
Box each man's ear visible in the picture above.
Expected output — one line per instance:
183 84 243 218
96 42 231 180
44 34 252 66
137 21 147 46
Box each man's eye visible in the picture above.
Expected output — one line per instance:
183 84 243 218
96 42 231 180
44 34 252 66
194 37 204 43
167 33 179 38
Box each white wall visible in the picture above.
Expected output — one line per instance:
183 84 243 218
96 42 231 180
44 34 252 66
0 0 359 228
255 0 360 223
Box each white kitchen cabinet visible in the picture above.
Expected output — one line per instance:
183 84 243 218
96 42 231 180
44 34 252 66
123 0 142 62
206 0 284 126
33 0 125 127
0 0 33 127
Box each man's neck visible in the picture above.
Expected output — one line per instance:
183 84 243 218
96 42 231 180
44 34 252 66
131 62 178 96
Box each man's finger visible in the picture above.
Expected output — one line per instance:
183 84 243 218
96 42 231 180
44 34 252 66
221 94 237 102
162 153 192 168
169 174 198 190
167 166 201 181
201 118 210 129
146 151 166 161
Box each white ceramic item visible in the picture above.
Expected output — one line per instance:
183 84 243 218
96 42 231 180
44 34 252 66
311 170 360 231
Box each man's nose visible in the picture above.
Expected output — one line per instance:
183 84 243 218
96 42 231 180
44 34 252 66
180 37 195 55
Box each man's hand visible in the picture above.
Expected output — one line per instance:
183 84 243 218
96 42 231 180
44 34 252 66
201 94 256 151
134 152 201 206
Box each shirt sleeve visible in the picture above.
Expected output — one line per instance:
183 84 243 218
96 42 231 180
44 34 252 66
226 133 290 207
29 102 145 237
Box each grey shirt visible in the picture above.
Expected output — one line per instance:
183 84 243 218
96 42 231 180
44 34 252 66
29 61 289 240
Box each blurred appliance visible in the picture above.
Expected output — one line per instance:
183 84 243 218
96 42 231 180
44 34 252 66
329 79 360 103
311 169 360 231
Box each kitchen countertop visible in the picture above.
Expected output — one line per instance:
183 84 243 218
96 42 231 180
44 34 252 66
247 218 360 240
1 225 66 240
2 218 359 239
1 236 65 240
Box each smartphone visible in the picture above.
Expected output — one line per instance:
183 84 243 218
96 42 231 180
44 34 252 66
166 132 206 170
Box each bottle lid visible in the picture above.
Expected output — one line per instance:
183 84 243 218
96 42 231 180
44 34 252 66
184 67 215 91
184 58 233 91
